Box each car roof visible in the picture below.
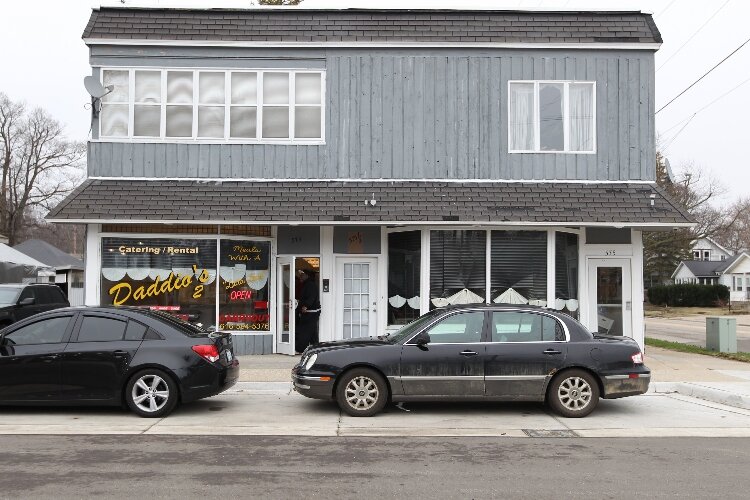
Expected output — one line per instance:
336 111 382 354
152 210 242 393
436 303 554 312
0 283 63 288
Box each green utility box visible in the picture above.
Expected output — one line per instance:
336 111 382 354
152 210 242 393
706 317 737 353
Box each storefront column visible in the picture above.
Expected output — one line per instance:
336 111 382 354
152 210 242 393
632 230 645 349
546 229 556 307
84 223 101 306
318 226 335 344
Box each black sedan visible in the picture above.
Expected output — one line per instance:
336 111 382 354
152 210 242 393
0 306 239 417
293 304 649 418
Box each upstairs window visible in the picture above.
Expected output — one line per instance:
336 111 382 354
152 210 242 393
99 69 325 143
508 81 595 153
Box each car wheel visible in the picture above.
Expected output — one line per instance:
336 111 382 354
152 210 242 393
547 369 600 418
125 369 179 418
336 368 388 417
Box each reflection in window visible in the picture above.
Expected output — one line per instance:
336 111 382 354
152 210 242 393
426 311 484 343
77 317 127 342
491 312 564 342
388 231 421 325
430 230 486 308
490 231 546 306
5 317 71 345
539 83 563 151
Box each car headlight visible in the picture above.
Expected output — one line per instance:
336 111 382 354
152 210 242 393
304 353 317 371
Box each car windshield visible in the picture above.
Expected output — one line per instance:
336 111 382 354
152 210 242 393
387 310 442 344
0 287 21 305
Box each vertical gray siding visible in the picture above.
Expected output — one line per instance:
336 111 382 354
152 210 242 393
88 47 656 181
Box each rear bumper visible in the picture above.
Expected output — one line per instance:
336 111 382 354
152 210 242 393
181 361 239 403
602 373 651 399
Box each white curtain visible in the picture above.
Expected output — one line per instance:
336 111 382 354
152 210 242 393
509 83 535 151
569 83 594 152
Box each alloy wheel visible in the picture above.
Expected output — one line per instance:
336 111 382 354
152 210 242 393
557 376 592 411
131 374 170 413
344 375 379 410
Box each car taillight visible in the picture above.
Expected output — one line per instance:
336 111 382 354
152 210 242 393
631 352 643 364
192 344 220 363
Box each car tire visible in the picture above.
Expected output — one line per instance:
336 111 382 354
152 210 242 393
547 369 600 418
335 368 388 417
125 368 179 418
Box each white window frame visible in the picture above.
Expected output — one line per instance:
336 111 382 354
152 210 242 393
507 80 596 154
97 67 326 145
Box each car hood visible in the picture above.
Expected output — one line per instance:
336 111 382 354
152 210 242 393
308 337 391 353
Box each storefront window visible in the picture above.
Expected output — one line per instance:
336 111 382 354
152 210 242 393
218 240 271 332
430 230 486 308
101 238 217 328
387 231 421 325
555 232 579 318
490 231 547 305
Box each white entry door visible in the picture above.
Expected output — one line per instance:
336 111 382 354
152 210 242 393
276 257 295 355
587 259 632 338
336 257 378 340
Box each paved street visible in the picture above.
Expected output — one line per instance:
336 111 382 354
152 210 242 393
646 314 750 351
1 434 748 499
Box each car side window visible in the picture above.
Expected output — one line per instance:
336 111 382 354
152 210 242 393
424 311 484 344
492 312 565 342
124 321 148 341
18 287 35 303
4 316 72 345
76 316 127 342
47 287 67 304
35 287 54 305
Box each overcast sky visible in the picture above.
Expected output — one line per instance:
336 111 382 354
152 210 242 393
3 0 748 205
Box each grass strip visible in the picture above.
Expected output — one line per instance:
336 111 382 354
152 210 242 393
646 337 750 363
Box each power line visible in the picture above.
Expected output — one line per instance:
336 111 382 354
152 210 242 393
661 113 696 153
656 34 750 115
657 0 731 73
654 0 679 19
659 74 750 135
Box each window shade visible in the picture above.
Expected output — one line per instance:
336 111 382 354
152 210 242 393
430 230 486 307
490 231 546 303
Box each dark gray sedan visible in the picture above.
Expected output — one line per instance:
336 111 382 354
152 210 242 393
292 304 649 417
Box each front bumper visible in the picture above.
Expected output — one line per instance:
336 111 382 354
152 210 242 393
602 372 651 399
291 367 335 400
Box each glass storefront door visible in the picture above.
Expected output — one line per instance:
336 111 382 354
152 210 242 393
587 259 631 337
275 257 295 355
335 257 378 340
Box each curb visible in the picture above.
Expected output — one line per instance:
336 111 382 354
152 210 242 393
652 382 750 411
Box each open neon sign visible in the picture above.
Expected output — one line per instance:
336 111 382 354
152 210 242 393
229 290 253 301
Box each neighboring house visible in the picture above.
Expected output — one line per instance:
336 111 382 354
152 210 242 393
672 253 750 302
0 243 53 283
47 7 692 353
690 237 732 262
13 239 85 306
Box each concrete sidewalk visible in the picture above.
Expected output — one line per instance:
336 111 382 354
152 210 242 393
237 346 750 411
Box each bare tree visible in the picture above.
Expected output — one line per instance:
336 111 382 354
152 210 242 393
714 198 750 254
0 93 85 245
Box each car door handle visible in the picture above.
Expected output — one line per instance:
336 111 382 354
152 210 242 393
459 350 478 357
39 354 60 362
113 350 128 357
543 349 562 355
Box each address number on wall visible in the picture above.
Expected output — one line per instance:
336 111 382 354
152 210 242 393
605 250 617 256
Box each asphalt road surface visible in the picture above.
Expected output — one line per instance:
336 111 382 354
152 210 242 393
646 315 750 352
1 435 749 499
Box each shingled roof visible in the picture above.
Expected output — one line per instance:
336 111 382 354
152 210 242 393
82 8 662 45
47 180 691 227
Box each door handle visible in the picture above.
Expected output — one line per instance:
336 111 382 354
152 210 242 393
543 349 562 355
40 354 59 362
459 350 478 357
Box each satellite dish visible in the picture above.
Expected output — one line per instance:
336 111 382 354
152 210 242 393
664 157 676 184
84 76 109 98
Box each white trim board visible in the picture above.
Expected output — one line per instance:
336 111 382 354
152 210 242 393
84 38 662 51
47 218 694 228
86 176 659 185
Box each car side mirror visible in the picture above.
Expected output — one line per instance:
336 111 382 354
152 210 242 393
415 333 431 347
18 297 35 306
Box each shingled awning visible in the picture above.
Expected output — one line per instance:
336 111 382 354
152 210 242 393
83 8 661 46
47 179 692 228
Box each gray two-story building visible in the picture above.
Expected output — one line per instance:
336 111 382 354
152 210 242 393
49 7 692 354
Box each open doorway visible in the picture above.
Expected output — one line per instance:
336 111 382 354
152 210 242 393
275 256 320 354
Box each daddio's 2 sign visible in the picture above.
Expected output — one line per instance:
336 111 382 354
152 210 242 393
100 238 217 307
